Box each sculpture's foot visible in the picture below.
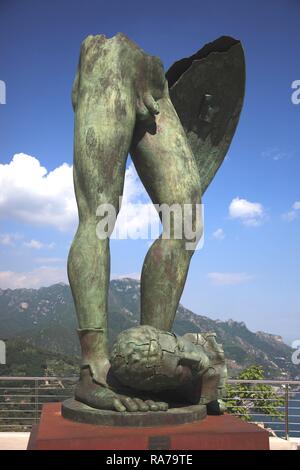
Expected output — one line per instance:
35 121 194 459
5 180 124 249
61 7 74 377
75 368 168 412
62 398 206 426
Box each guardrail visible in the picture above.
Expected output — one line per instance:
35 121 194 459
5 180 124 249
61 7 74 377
224 379 300 440
0 377 299 439
0 377 76 432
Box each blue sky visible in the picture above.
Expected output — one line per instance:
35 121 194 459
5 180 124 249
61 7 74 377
0 0 299 343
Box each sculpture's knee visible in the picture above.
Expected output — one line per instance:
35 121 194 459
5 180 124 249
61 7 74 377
160 202 203 254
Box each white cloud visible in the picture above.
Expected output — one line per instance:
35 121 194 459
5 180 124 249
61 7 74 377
34 257 65 264
0 155 161 288
282 201 300 222
0 153 77 231
262 148 291 161
0 232 23 246
121 164 147 204
293 201 300 210
0 154 160 237
0 267 142 289
0 233 14 246
207 272 253 286
0 266 67 289
112 164 160 239
212 228 225 240
229 197 265 226
282 211 297 222
111 272 141 280
23 239 55 250
23 239 43 249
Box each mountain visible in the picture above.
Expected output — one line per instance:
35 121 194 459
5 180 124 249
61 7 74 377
0 279 297 378
0 337 78 377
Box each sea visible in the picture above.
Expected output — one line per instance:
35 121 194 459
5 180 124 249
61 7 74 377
250 392 300 438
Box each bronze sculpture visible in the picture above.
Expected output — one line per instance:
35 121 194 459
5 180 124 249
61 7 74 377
64 33 245 422
110 326 227 405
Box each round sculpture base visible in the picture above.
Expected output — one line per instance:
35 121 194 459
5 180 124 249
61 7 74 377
62 398 207 427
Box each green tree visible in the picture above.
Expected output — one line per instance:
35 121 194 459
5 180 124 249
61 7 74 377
225 365 284 422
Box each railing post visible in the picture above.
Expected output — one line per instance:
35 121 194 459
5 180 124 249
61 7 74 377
284 384 289 440
34 379 39 424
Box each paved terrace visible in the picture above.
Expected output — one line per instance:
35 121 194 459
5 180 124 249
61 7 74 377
0 433 299 450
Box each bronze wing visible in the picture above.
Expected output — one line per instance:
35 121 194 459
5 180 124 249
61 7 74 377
166 36 246 195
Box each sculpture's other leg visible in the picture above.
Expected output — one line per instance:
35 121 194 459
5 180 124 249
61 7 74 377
131 83 203 332
68 34 166 412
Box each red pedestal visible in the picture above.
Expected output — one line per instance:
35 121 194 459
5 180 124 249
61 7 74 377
28 403 269 450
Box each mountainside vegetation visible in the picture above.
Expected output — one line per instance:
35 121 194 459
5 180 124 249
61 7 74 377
0 279 297 378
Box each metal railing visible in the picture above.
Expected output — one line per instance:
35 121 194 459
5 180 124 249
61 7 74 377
0 377 76 431
0 377 299 439
224 379 300 440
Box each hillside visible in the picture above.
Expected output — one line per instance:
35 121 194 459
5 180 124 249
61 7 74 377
0 279 297 378
0 337 78 377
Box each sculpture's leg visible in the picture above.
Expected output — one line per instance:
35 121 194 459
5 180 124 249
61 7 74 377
131 82 203 331
68 34 167 412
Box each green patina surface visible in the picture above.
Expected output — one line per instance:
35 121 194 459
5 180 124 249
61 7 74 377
67 33 244 415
